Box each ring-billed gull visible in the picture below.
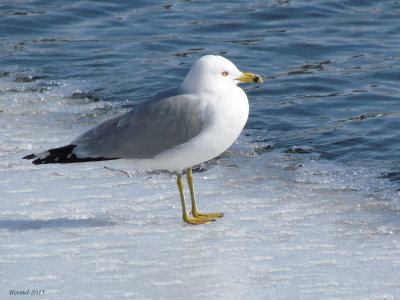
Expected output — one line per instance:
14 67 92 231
24 55 263 225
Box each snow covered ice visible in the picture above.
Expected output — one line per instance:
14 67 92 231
1 70 400 299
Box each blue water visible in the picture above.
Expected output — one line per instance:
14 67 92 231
2 0 399 181
1 1 400 299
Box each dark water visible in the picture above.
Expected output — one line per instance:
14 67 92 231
1 0 399 182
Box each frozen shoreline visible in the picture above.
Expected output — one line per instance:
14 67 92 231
2 152 400 299
1 69 400 299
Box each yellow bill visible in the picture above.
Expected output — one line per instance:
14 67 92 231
236 72 263 83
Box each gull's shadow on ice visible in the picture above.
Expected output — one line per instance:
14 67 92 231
0 218 116 231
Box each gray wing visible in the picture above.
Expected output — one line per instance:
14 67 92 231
72 87 208 159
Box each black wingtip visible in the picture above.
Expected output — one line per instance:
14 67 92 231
23 144 117 165
23 153 36 160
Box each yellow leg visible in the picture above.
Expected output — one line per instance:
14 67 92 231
177 173 214 225
186 168 224 219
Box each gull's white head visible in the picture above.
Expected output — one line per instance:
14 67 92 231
181 55 262 93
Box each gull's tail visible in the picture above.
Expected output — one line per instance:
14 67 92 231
23 144 117 165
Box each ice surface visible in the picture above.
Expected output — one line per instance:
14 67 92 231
1 72 400 299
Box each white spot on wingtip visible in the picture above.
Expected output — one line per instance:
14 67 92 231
67 153 72 159
54 157 59 162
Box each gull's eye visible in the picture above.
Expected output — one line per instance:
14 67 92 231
221 71 228 77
